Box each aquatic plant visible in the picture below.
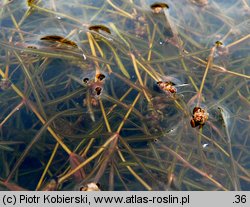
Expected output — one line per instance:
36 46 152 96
0 0 249 191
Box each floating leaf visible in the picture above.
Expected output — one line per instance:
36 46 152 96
150 2 169 13
89 25 111 34
40 35 78 47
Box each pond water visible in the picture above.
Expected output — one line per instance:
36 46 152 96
0 0 249 191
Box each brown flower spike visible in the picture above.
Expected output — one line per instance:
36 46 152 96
190 107 209 128
157 81 177 95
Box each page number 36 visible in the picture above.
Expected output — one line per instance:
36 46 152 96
233 195 247 203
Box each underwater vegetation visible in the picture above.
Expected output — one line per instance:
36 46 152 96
0 0 249 191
